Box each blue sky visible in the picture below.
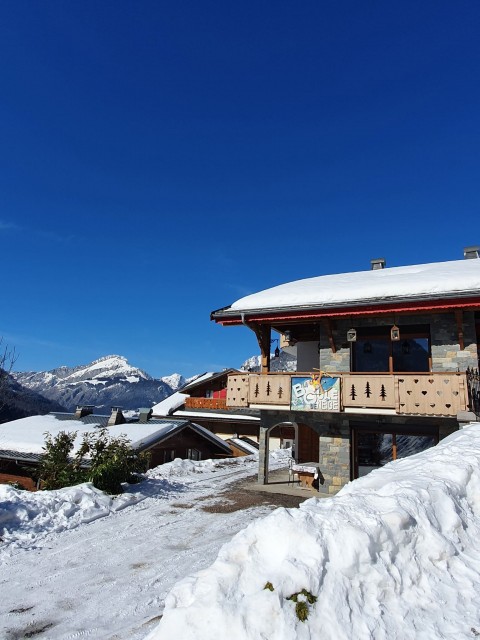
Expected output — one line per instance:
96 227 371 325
1 1 479 378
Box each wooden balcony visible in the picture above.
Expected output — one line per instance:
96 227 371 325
184 397 227 410
227 372 469 417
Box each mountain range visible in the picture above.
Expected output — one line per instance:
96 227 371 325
12 355 187 415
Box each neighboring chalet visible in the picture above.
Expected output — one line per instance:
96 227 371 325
211 248 480 495
151 370 265 452
0 405 230 490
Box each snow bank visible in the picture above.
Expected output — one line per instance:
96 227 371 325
148 424 480 640
0 483 143 549
146 448 290 482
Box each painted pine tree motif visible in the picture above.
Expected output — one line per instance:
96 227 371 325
254 383 259 398
380 384 387 401
278 386 283 399
365 381 372 398
350 384 357 400
266 381 271 396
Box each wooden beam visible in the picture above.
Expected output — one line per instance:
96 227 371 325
249 323 271 374
455 310 465 351
323 319 336 354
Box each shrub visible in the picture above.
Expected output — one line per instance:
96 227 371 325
38 428 150 494
37 431 84 490
79 428 150 494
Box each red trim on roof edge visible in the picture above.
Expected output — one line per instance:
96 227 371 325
215 297 480 325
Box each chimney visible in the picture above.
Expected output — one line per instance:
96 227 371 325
75 405 95 418
370 258 386 270
463 246 480 259
108 406 125 426
138 408 153 423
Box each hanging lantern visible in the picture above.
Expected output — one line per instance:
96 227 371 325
347 328 357 342
391 325 400 341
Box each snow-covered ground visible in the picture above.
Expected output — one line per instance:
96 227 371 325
149 424 480 640
3 426 480 640
0 451 290 640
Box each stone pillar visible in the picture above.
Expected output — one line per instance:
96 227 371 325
317 424 351 496
258 425 269 484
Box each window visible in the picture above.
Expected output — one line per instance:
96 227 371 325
352 325 430 373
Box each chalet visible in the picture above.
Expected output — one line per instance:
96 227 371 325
211 248 480 494
151 370 264 448
0 406 231 490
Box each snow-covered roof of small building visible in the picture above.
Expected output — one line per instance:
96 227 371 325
212 258 480 318
0 414 198 457
151 392 189 416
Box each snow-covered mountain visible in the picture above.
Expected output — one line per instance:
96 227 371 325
241 351 297 372
0 373 67 423
13 355 180 413
160 373 186 391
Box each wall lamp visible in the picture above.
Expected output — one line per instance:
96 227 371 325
271 338 280 359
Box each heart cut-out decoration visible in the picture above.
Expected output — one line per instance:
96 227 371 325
428 379 434 384
421 390 427 395
446 403 451 408
415 403 420 407
430 403 435 407
407 390 412 395
414 379 419 383
398 379 405 383
436 391 442 396
444 379 450 384
453 391 459 396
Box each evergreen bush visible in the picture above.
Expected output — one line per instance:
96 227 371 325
37 428 150 494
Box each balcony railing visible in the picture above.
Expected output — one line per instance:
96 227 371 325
226 371 469 417
184 397 227 410
467 367 480 418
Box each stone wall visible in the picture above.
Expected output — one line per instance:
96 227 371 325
318 312 479 373
258 411 350 495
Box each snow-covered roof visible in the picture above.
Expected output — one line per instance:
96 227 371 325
181 371 216 388
0 414 191 456
180 369 240 392
213 258 480 317
227 437 259 454
151 392 189 416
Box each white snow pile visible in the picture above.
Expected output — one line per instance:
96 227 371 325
147 448 290 482
149 424 480 640
0 482 142 549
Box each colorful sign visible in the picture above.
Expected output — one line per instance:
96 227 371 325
290 375 341 412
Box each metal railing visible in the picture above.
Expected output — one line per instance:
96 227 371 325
466 367 480 418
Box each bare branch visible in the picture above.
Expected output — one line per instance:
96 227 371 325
0 337 18 410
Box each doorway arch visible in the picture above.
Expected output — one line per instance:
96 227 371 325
258 421 298 484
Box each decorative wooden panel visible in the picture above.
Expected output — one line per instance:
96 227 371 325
226 375 249 407
396 374 467 416
185 397 227 410
342 375 396 409
248 374 291 405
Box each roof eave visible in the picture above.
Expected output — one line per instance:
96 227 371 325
212 292 480 325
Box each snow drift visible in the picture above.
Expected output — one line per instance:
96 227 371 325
148 424 480 640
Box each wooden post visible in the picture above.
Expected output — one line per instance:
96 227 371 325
392 433 397 461
455 310 465 351
323 319 336 354
249 323 271 374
